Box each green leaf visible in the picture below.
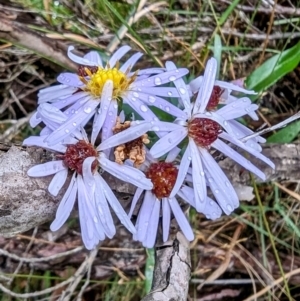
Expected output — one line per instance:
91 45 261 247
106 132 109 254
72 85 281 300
144 248 155 293
245 42 300 99
267 120 300 143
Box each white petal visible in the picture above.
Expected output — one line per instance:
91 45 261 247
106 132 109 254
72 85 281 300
97 121 152 151
215 80 256 95
109 45 131 67
136 191 156 241
193 58 217 114
190 139 207 211
169 197 194 241
202 197 222 220
23 136 66 153
213 139 266 180
128 187 144 218
68 45 96 66
99 155 153 189
98 175 136 234
150 128 187 158
162 198 171 242
143 198 160 248
50 174 77 231
120 52 143 72
169 143 192 198
28 161 66 177
94 173 116 238
91 81 113 145
48 168 68 196
84 51 103 66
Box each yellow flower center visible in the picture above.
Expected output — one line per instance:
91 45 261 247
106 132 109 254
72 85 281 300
79 65 137 100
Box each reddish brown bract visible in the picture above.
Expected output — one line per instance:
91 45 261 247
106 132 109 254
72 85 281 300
206 86 223 111
188 118 222 147
146 162 178 199
59 140 98 175
77 65 99 77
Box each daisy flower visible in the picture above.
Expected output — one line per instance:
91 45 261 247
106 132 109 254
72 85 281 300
128 152 222 248
30 45 189 146
150 57 275 215
23 124 154 250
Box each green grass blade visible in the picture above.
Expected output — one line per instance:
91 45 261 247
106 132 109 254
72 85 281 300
144 248 155 293
245 42 300 98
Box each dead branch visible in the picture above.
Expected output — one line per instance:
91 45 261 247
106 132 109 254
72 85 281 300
0 6 77 71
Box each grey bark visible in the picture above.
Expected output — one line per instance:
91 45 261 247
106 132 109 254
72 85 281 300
0 142 299 237
141 232 191 301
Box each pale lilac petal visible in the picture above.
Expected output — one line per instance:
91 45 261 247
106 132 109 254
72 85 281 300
27 161 66 177
165 61 191 113
165 147 181 163
124 96 160 122
190 139 206 212
63 95 91 116
193 58 217 114
212 139 266 180
217 98 259 120
188 76 203 94
50 92 87 110
82 157 97 199
94 173 116 238
128 187 144 218
137 87 180 98
136 191 155 241
120 52 143 72
162 198 171 242
84 51 103 66
219 132 274 168
177 186 196 207
40 127 52 136
150 128 187 158
100 101 118 156
50 174 77 231
23 136 66 153
77 175 98 249
99 154 153 189
169 197 194 241
108 45 131 67
37 103 67 124
169 143 191 198
29 112 42 128
38 85 77 104
136 68 164 76
57 72 84 87
45 99 98 146
215 80 256 95
98 175 136 234
200 149 239 213
98 121 152 151
48 168 68 196
132 91 187 119
202 197 222 220
67 46 96 66
143 198 160 248
91 81 113 145
134 69 189 88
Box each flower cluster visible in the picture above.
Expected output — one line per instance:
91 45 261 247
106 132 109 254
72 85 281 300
24 45 274 249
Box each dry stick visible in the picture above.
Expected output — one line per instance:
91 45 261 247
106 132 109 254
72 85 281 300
58 247 98 301
0 246 84 263
141 232 191 301
0 248 96 299
0 9 77 72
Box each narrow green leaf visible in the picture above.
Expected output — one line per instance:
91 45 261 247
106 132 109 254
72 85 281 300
219 0 241 26
245 42 300 98
213 34 222 79
144 248 155 293
267 120 300 143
